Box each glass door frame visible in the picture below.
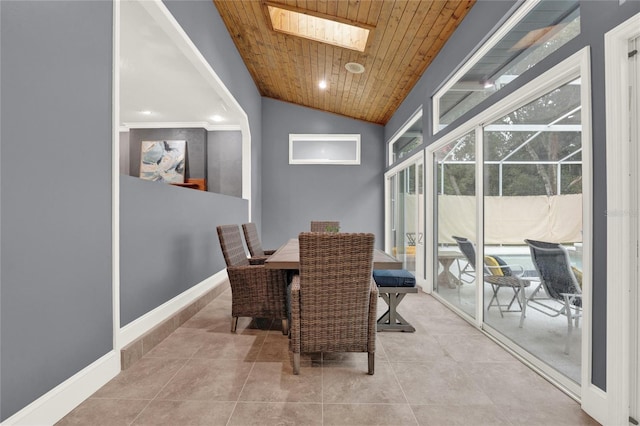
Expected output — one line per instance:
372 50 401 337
384 151 426 286
426 47 592 400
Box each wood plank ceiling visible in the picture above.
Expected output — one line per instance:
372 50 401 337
213 0 475 125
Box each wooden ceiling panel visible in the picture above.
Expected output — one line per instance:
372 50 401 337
213 0 475 124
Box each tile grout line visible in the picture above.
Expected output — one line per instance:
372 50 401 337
381 337 421 426
126 318 210 425
224 319 271 426
126 358 190 425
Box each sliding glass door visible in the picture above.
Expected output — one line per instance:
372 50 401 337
387 155 424 281
427 50 589 393
433 131 476 318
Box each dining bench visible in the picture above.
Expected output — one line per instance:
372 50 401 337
373 269 417 332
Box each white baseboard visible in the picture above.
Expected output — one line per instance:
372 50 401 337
1 351 120 426
118 270 228 348
1 272 228 426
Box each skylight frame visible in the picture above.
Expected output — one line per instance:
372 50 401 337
264 2 373 52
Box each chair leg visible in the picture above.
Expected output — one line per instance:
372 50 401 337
293 353 300 375
368 352 375 375
231 316 238 333
564 297 573 355
281 319 289 336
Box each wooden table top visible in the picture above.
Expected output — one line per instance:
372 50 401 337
264 238 403 270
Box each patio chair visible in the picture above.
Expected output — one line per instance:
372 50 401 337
217 224 288 335
525 239 582 355
452 236 529 318
242 222 275 263
310 220 340 233
290 232 377 375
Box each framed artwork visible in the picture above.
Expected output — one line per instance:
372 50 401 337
139 140 186 183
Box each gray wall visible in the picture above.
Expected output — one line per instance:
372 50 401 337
0 1 113 421
164 0 264 229
120 131 131 175
208 130 242 197
120 176 247 325
129 128 207 180
261 98 385 249
385 0 640 392
0 0 261 421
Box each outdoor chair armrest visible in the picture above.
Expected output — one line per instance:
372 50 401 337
486 263 525 276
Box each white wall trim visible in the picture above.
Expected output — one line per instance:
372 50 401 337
120 121 242 132
0 352 120 426
135 0 252 214
605 10 640 426
118 270 228 347
112 0 122 365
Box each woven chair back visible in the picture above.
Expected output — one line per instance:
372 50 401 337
217 224 249 267
242 222 265 257
297 232 374 352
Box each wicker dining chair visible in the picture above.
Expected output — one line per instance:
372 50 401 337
290 232 377 375
242 222 275 263
310 221 340 233
216 224 288 335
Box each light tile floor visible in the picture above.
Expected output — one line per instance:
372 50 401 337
57 288 599 425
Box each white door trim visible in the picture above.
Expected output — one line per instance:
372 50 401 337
605 11 640 426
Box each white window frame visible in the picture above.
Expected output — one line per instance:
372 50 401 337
387 107 422 166
433 0 552 134
604 11 640 426
289 134 360 165
426 47 592 408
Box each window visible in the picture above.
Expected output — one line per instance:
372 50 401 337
433 0 580 133
389 109 422 165
289 134 360 165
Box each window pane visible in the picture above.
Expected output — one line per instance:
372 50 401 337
437 1 580 131
434 131 476 319
392 114 423 164
483 79 582 385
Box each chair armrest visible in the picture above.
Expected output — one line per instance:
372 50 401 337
486 263 525 276
368 278 378 352
249 256 269 265
226 265 286 292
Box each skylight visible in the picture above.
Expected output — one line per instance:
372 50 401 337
267 4 370 52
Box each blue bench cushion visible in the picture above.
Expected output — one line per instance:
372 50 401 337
373 269 416 287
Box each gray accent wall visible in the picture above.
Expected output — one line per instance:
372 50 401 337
261 98 385 249
208 130 242 198
0 0 113 421
120 176 247 326
385 0 640 392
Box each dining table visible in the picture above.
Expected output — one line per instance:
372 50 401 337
264 238 403 270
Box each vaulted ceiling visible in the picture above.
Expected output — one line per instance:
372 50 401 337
213 0 475 125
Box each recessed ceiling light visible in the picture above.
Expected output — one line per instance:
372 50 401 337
140 110 152 115
345 62 365 74
319 80 327 90
211 114 224 122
